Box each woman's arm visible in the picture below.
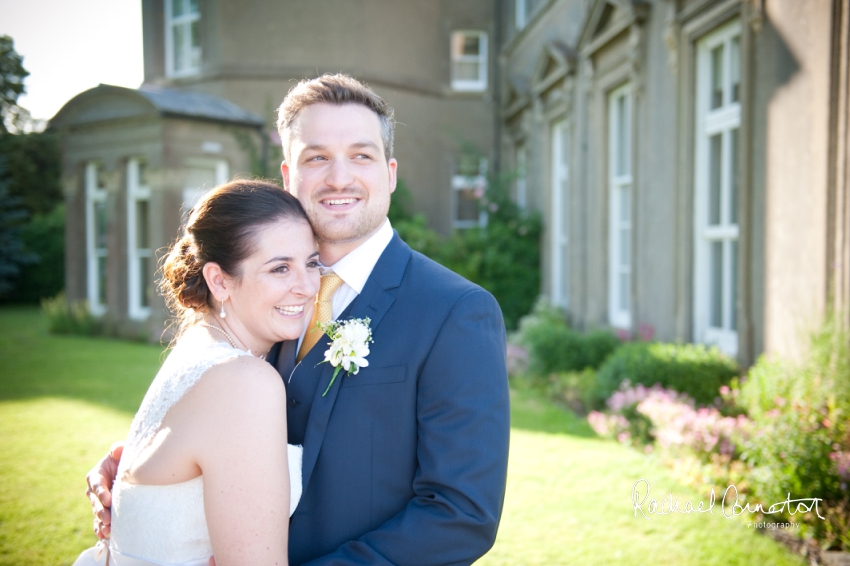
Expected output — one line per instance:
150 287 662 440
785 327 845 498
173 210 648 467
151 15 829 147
182 355 291 566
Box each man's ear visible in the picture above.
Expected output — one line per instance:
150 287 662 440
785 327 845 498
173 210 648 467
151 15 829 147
388 158 398 194
281 162 291 193
202 262 228 302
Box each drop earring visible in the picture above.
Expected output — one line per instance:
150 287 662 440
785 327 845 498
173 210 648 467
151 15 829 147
220 298 227 318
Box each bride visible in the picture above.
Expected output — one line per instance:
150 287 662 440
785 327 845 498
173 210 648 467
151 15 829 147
74 180 320 566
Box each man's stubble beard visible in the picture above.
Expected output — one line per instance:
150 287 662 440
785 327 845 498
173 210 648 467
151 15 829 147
308 204 388 246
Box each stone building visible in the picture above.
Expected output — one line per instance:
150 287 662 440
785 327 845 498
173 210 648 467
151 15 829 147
499 0 850 365
53 0 497 337
53 0 850 363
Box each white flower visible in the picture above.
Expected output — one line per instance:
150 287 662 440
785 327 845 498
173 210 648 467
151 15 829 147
318 317 373 396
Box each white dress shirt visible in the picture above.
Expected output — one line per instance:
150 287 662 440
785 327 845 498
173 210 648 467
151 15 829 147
297 219 394 347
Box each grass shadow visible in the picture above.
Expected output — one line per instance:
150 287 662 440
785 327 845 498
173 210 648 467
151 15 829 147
508 379 597 438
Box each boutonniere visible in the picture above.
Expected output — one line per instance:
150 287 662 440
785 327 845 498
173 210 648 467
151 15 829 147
318 317 373 396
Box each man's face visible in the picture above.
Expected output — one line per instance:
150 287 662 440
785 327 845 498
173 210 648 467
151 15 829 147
281 103 397 250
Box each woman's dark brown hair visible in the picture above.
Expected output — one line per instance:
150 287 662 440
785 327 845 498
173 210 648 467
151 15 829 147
159 179 310 333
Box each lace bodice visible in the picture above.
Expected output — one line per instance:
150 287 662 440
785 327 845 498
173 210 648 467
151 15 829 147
108 328 301 564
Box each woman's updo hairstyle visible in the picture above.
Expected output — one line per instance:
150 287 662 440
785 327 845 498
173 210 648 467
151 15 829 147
159 179 310 331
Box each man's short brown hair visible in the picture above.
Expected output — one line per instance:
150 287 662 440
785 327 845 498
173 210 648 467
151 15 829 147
276 73 395 163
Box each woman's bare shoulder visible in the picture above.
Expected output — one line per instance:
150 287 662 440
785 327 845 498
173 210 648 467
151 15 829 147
202 354 283 389
178 354 286 425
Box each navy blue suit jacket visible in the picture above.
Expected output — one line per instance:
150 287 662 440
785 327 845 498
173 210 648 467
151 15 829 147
270 233 510 565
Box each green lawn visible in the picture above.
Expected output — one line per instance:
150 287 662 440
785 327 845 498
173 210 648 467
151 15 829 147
0 307 804 565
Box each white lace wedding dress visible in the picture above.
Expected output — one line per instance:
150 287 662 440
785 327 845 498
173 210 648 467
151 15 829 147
74 328 302 566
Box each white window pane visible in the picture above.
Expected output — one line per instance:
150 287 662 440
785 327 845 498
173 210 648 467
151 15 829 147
172 0 185 18
616 96 627 176
711 44 724 109
515 0 526 28
97 256 108 305
174 24 186 71
731 36 741 103
730 240 738 331
456 187 481 222
710 241 724 327
190 21 201 68
139 256 151 308
188 0 198 14
620 185 630 223
136 201 150 249
461 35 480 56
96 166 106 190
452 61 480 82
451 32 486 90
695 21 741 354
709 133 722 225
620 225 630 268
619 272 629 311
730 128 739 224
95 201 108 249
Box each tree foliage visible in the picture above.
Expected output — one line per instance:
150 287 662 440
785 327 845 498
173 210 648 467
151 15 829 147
393 171 542 330
0 159 37 296
0 35 64 301
0 35 30 134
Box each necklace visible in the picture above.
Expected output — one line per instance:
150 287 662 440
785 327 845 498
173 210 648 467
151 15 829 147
200 323 237 349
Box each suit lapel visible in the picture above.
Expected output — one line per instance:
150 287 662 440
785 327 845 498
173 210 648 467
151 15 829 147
298 234 411 492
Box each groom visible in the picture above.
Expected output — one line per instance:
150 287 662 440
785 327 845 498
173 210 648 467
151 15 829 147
89 74 510 565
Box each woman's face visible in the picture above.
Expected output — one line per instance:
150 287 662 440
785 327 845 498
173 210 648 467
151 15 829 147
226 218 321 346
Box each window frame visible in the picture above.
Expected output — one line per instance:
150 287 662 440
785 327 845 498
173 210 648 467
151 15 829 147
607 83 633 330
127 159 152 320
516 0 528 30
181 159 229 217
165 0 202 78
693 19 741 357
515 141 528 210
85 162 108 316
515 0 545 31
550 119 570 309
450 30 488 92
452 156 488 229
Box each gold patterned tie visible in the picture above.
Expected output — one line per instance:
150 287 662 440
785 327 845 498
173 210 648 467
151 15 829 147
297 272 345 362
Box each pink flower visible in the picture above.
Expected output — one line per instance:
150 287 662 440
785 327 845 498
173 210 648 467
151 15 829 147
637 323 655 342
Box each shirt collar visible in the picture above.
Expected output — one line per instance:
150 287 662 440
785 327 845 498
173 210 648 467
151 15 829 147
324 218 393 294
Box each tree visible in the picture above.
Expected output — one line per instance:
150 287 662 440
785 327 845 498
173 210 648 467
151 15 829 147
0 157 37 296
0 132 62 214
0 35 30 134
0 35 64 301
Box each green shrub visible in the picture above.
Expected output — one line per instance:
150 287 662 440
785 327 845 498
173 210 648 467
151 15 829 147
391 173 542 330
41 292 102 336
12 204 64 302
393 214 443 258
596 342 738 406
515 299 621 376
546 368 606 413
740 313 850 549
